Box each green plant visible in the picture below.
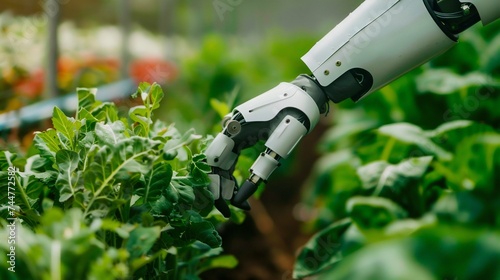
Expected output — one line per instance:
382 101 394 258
0 83 240 279
294 121 500 279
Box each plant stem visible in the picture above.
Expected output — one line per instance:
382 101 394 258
380 137 396 161
83 150 151 217
15 173 32 211
51 240 62 280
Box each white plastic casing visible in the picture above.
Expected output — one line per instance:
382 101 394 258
205 133 238 170
208 174 235 200
249 116 307 180
234 82 320 132
249 154 279 181
265 116 307 158
467 0 500 25
301 0 457 100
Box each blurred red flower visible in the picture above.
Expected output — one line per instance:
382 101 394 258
13 69 44 99
129 58 178 85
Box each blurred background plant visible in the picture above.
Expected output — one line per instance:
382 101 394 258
0 0 499 279
293 20 500 280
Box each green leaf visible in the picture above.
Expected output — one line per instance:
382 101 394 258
347 196 407 230
79 131 98 151
358 156 433 195
197 255 238 274
52 107 77 148
165 180 195 205
163 128 202 161
129 105 152 136
0 155 44 215
416 69 497 94
432 191 485 224
134 82 164 110
135 162 173 204
377 123 452 161
34 129 61 158
129 83 164 137
184 219 222 248
412 226 500 278
0 151 12 171
293 218 352 279
301 150 363 224
55 150 81 202
189 154 211 187
92 102 119 123
193 187 215 217
95 121 126 145
83 137 160 217
150 195 174 216
24 176 46 202
128 106 148 121
447 133 500 191
78 107 98 122
38 208 86 239
77 108 99 133
317 237 435 280
100 219 130 239
77 87 99 113
209 98 230 119
319 109 378 151
318 225 500 280
165 212 222 250
126 226 161 259
148 83 164 111
357 156 433 217
0 208 108 279
426 120 494 152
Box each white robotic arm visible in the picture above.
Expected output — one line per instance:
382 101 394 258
205 0 500 217
303 0 500 103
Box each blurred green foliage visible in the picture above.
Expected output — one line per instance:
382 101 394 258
294 21 500 279
158 33 317 135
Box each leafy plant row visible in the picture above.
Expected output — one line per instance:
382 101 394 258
294 120 500 279
0 83 239 279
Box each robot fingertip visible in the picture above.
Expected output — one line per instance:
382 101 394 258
214 198 231 218
231 199 251 211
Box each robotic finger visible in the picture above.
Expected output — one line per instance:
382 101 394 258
232 116 307 207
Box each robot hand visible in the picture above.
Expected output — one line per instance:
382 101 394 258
205 0 499 217
204 75 328 217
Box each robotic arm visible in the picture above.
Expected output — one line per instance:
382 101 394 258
205 0 500 217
